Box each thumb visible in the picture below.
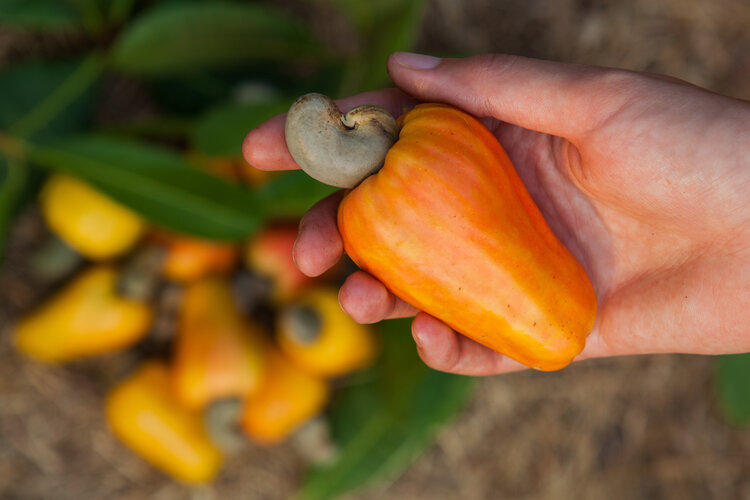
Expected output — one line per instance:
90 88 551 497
387 52 627 141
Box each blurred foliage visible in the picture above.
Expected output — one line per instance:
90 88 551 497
0 56 101 140
329 0 427 94
0 158 29 259
717 353 750 425
302 319 474 499
111 2 323 76
0 0 83 30
191 99 290 157
255 170 335 219
0 0 475 497
27 134 262 239
0 56 100 258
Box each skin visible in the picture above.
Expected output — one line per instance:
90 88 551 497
243 52 750 376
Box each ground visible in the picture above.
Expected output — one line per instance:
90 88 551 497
1 0 749 498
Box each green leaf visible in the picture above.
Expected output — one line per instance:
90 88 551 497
148 72 235 115
257 171 336 219
192 99 291 157
300 319 475 500
108 0 137 23
366 0 425 84
335 0 427 94
0 56 100 258
111 2 323 76
26 135 263 240
0 56 101 140
717 353 750 424
66 0 107 32
147 63 333 116
0 0 80 30
99 116 194 142
321 0 417 35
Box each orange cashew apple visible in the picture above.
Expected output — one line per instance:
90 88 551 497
240 348 328 444
245 223 315 301
153 232 239 283
285 94 598 371
172 277 267 409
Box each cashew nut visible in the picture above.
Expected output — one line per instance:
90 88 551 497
284 93 399 188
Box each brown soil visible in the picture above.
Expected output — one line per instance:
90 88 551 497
2 0 749 499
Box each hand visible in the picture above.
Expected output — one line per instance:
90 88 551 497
243 53 750 375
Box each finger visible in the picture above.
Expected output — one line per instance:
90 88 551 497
387 52 632 142
293 191 345 277
338 271 419 324
411 313 529 376
335 88 419 123
242 112 291 171
242 88 418 172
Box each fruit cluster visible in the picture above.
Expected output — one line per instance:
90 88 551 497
11 159 377 483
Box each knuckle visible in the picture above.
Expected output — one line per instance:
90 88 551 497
463 54 520 117
575 68 645 134
470 53 518 78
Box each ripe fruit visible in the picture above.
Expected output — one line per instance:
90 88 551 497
39 174 144 260
158 233 239 283
285 95 598 370
106 361 223 483
13 266 152 362
277 287 376 377
172 277 267 409
245 223 314 301
241 348 328 444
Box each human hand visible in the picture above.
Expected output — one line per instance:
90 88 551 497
243 53 750 375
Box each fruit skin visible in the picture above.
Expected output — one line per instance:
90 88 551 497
172 277 267 409
277 287 377 377
106 361 223 483
337 103 598 371
241 348 329 444
40 174 144 260
159 234 239 283
13 266 152 362
245 223 314 301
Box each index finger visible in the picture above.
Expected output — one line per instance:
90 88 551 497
242 88 418 171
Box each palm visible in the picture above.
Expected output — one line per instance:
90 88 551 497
489 121 610 287
488 121 627 358
492 85 749 358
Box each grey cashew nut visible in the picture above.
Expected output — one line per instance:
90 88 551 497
284 93 399 189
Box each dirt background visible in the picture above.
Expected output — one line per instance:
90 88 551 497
2 0 750 499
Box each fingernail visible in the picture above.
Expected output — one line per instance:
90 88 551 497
291 236 300 267
411 321 427 348
392 52 441 70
